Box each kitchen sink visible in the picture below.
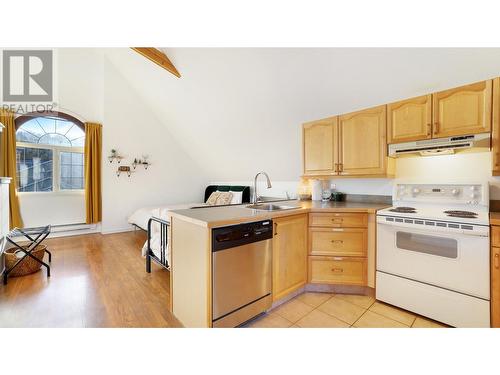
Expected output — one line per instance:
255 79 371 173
245 203 300 211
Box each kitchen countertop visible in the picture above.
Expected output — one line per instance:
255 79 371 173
169 200 390 228
490 212 500 226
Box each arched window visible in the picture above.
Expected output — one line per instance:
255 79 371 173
15 112 85 192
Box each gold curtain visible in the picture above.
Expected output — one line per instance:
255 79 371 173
84 122 102 224
0 109 23 229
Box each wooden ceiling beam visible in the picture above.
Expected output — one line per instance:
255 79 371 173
131 47 181 78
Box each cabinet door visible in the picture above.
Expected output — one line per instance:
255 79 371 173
433 80 492 138
493 78 500 175
338 105 387 176
492 246 500 327
387 95 432 143
272 214 308 301
303 117 338 176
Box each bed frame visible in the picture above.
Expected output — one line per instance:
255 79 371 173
146 185 250 272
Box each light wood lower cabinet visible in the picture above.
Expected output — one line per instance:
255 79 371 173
309 227 367 257
272 214 308 301
308 256 367 285
308 212 368 287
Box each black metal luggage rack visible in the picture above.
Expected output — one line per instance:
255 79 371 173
4 225 52 285
146 217 169 272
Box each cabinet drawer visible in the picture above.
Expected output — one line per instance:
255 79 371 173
493 226 500 247
309 228 367 257
308 256 367 286
309 212 368 228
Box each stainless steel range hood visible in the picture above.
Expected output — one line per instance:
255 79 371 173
388 133 490 157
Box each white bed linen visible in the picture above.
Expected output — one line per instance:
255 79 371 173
128 203 206 264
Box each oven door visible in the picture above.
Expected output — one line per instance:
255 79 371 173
376 218 489 299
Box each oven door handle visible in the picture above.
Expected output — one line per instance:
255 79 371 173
376 220 489 237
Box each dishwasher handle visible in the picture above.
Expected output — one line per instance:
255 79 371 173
212 219 273 252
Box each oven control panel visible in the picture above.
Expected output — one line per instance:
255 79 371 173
394 184 487 206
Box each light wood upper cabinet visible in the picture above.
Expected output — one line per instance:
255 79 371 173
387 95 432 144
492 78 500 175
433 80 492 138
338 105 388 176
272 214 308 301
303 117 338 176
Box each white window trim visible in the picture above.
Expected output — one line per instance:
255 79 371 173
16 141 84 194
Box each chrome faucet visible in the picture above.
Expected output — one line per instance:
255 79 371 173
252 172 272 203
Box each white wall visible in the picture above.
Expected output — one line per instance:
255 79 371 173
101 57 208 233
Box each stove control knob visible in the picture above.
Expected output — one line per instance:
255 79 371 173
451 188 459 196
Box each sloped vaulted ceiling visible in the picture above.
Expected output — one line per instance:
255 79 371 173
104 48 500 181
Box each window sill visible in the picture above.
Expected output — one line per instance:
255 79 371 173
18 190 85 196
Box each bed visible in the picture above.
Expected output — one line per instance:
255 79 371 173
127 185 251 272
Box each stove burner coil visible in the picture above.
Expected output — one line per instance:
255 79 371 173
389 207 417 213
444 210 478 218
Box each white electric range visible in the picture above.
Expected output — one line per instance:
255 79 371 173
376 182 490 327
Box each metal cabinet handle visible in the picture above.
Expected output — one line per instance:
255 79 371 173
331 218 343 221
274 223 278 236
331 240 344 244
334 163 339 173
495 253 499 269
434 122 439 134
427 123 432 136
331 268 344 273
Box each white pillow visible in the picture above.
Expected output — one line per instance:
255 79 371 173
230 191 243 204
217 190 243 204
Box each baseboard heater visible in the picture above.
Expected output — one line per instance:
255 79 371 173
50 223 97 233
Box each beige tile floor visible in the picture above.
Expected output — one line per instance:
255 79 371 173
244 292 448 328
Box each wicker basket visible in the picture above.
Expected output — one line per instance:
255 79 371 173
4 245 47 277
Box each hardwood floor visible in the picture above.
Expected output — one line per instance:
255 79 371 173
0 231 182 328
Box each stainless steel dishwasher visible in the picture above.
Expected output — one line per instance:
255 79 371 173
212 219 273 328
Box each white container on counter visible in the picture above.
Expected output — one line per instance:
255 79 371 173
311 179 322 201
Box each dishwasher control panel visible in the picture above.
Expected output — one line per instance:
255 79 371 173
212 220 273 252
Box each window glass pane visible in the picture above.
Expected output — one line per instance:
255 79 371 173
72 152 84 164
16 147 53 192
39 133 72 147
396 231 457 258
55 120 73 135
71 137 85 147
19 119 45 138
60 151 84 190
16 130 39 143
17 116 85 147
61 152 72 164
66 125 85 144
36 117 55 133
